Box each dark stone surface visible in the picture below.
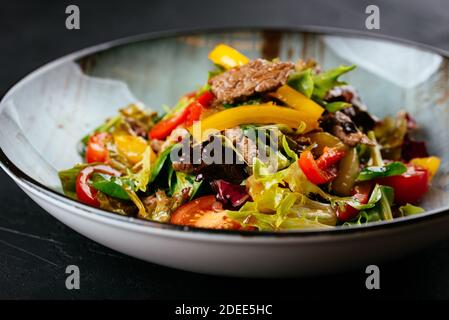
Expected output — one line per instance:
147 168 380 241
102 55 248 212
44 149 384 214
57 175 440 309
1 0 449 299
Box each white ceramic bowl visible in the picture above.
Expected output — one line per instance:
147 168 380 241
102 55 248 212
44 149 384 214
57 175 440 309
1 28 449 277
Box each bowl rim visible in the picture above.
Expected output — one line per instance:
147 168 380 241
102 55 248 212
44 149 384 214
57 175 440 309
1 25 448 238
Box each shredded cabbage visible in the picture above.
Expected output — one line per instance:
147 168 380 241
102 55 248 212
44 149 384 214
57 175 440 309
399 203 425 216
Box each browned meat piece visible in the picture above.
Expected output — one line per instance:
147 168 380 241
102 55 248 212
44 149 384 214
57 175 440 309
150 139 164 153
194 163 248 185
125 118 148 137
119 104 157 137
168 130 249 184
320 111 374 147
172 161 194 173
225 127 258 165
324 85 377 130
209 59 295 104
332 125 373 147
325 85 356 103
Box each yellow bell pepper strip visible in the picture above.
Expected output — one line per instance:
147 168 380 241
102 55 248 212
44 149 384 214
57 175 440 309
208 44 250 70
189 104 316 142
271 85 324 122
410 156 441 181
114 135 155 165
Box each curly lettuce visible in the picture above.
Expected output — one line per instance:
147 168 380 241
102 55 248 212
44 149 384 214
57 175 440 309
227 159 337 230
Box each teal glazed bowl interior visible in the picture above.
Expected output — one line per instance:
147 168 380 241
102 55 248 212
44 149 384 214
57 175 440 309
1 29 449 276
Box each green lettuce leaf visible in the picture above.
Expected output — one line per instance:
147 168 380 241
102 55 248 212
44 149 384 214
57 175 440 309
356 162 407 181
96 192 137 216
281 135 298 161
58 164 90 199
312 65 356 99
149 143 179 184
230 160 337 230
343 210 381 226
254 160 395 219
128 146 153 192
287 69 314 98
343 185 394 224
90 174 131 200
227 190 333 231
342 184 381 210
169 171 202 200
325 101 352 113
375 185 394 220
232 156 400 230
399 203 425 216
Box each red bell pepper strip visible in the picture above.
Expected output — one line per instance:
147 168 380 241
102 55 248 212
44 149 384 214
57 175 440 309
184 101 205 127
148 106 191 140
299 148 346 185
316 147 346 169
149 91 215 140
76 164 121 207
196 91 215 107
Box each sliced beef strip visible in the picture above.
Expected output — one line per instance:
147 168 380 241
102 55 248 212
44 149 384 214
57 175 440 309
209 59 295 104
150 139 164 153
172 162 194 173
194 135 249 184
224 127 258 166
325 85 377 131
194 163 248 185
320 111 374 147
170 134 249 184
325 85 356 104
124 118 149 138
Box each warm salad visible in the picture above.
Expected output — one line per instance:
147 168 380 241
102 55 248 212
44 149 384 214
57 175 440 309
59 44 441 231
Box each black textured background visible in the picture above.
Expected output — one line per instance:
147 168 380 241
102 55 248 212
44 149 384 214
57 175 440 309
1 0 449 299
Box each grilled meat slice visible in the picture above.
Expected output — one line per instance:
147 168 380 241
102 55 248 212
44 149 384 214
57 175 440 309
325 85 377 131
209 59 294 104
320 111 374 147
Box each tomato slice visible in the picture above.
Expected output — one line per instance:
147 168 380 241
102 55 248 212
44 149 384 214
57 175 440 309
336 183 372 222
85 132 111 163
76 164 121 207
170 195 245 230
378 165 429 205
